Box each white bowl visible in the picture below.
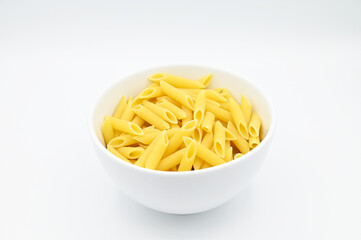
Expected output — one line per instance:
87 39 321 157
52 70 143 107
89 64 276 214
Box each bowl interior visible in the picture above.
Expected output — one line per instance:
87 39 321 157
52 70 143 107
91 65 273 148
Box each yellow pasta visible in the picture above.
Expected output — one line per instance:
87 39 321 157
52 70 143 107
240 94 252 124
120 97 135 121
112 96 127 118
157 148 186 171
156 98 186 119
107 145 131 164
229 98 249 139
102 116 114 145
117 147 144 159
102 72 263 172
181 105 193 126
108 117 144 135
143 100 177 124
227 121 250 154
178 140 197 171
145 131 169 170
201 111 215 132
149 73 205 89
137 86 163 99
183 137 225 166
213 121 226 158
163 120 197 157
205 103 232 122
133 105 170 130
193 131 213 170
225 147 233 162
160 81 194 110
249 113 262 137
131 115 145 127
108 134 138 148
198 73 212 87
249 136 260 149
193 127 203 142
193 90 206 126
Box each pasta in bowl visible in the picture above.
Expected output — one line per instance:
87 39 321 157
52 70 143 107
89 64 275 214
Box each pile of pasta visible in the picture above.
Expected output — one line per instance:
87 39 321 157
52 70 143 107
102 73 262 171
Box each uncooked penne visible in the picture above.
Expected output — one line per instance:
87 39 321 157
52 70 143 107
225 147 233 162
227 121 250 154
193 127 203 142
120 96 135 121
157 148 186 171
109 117 144 135
240 94 252 124
205 102 232 122
149 73 205 89
145 131 169 170
229 98 249 139
156 98 186 119
198 73 212 87
178 140 197 171
181 105 193 126
143 100 177 124
112 96 127 118
213 121 226 158
117 147 144 159
249 136 260 149
107 145 131 163
160 81 195 110
102 116 114 145
193 90 206 126
137 86 163 99
193 131 213 170
201 111 215 133
131 115 145 127
133 105 170 130
249 113 262 137
108 134 138 148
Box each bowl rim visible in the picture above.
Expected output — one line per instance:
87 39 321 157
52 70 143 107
88 63 276 176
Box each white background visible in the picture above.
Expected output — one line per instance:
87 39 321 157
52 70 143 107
1 0 361 239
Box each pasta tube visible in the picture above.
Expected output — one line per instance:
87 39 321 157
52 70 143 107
137 86 163 99
149 73 205 89
145 131 169 170
197 73 212 87
229 98 249 139
234 153 243 159
102 116 114 145
131 116 145 127
156 98 187 119
133 105 170 130
117 147 144 159
225 147 233 162
205 102 232 122
249 136 260 149
193 127 203 142
201 111 215 132
107 145 131 163
163 120 197 157
240 94 252 124
227 121 250 154
143 100 177 124
108 134 138 148
249 113 262 137
160 81 195 110
109 117 144 135
157 148 186 171
178 140 197 171
181 105 193 126
133 128 177 145
193 131 213 170
120 96 135 121
112 96 127 118
214 121 226 158
193 90 206 126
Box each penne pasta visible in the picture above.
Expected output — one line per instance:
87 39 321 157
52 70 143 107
107 145 131 163
227 121 250 154
178 140 197 171
205 102 232 122
193 131 213 170
134 132 160 168
225 147 233 162
157 96 181 107
117 147 145 159
240 94 252 124
133 128 177 145
193 90 206 126
200 162 212 169
137 86 163 99
145 131 169 170
185 90 221 107
160 81 195 110
143 100 178 124
149 73 205 89
120 96 135 121
181 105 193 126
163 120 197 157
234 153 243 159
193 127 203 142
183 137 225 166
131 115 145 127
249 113 262 137
102 116 114 145
109 117 144 135
249 136 260 149
198 73 212 87
133 105 170 130
219 102 231 111
156 98 186 119
108 134 138 148
184 89 227 103
112 96 127 118
213 121 226 158
201 111 215 133
229 98 249 139
157 148 186 171
170 123 180 129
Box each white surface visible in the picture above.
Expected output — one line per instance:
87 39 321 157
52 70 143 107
1 0 360 239
90 65 275 214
